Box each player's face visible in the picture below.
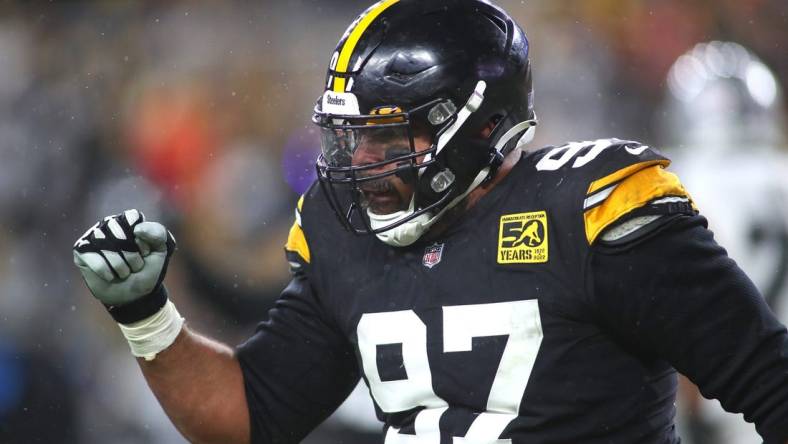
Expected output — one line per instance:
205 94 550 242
352 130 432 215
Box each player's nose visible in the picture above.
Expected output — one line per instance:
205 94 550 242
352 145 391 174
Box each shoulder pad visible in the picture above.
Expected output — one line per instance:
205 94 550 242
533 139 692 244
285 195 311 272
578 142 691 244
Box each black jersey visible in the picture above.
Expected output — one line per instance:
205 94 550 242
237 139 788 444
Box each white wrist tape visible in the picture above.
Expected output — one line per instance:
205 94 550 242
117 300 184 361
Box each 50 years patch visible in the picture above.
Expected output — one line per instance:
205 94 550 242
497 211 549 264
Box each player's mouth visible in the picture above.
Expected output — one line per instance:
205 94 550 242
360 180 405 214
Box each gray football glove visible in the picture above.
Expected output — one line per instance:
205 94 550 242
73 209 176 323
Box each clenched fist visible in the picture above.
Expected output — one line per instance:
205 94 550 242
73 209 176 324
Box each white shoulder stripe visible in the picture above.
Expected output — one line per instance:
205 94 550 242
651 196 689 204
600 215 663 242
584 184 618 210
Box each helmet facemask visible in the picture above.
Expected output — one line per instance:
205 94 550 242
314 94 463 240
313 0 538 246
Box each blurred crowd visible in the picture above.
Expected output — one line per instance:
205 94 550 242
0 1 786 443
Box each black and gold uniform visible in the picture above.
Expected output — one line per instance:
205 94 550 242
237 140 788 443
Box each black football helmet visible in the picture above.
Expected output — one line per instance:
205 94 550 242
314 0 536 246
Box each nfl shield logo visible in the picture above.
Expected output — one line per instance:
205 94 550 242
422 243 444 269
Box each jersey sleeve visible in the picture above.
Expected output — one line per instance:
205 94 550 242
236 194 360 443
587 214 788 443
284 195 310 274
236 273 359 444
578 140 695 244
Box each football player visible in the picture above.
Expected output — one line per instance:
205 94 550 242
72 1 788 443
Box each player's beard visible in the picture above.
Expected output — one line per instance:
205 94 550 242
359 176 412 215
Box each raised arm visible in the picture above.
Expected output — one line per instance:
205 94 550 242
138 328 250 444
73 210 250 443
72 210 358 444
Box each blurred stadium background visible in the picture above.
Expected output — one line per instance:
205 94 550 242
0 0 786 443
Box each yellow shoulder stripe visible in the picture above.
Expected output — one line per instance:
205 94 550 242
587 159 670 194
584 165 689 244
333 0 400 92
285 222 311 264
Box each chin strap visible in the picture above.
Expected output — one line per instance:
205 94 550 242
436 80 488 155
368 84 537 247
421 80 488 172
494 116 538 153
370 167 491 247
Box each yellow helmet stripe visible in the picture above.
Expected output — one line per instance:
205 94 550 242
333 0 400 93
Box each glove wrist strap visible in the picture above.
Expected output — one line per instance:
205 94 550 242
118 300 184 361
105 285 169 324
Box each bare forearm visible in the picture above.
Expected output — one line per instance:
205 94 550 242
138 326 250 444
